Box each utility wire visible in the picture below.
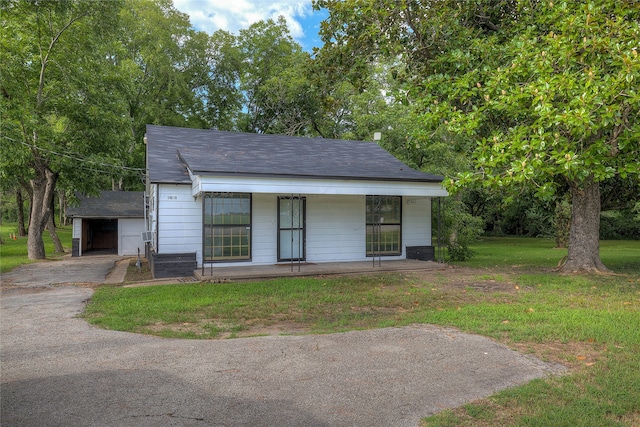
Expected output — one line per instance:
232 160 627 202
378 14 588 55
1 135 146 172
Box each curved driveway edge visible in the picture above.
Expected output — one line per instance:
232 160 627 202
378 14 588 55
1 286 566 426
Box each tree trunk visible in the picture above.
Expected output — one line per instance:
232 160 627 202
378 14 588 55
27 168 58 260
16 188 27 237
59 190 66 226
46 213 64 253
24 184 33 231
47 189 64 253
560 178 609 273
50 190 56 228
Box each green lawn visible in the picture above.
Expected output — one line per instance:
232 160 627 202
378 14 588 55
4 230 640 426
452 236 639 272
0 223 72 273
80 237 640 426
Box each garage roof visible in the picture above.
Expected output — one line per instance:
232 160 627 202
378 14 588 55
67 191 144 218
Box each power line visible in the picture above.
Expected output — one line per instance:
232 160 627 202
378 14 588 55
1 135 146 172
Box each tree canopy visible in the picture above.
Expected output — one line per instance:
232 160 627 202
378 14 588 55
315 0 640 272
1 0 131 258
3 0 638 269
1 0 322 258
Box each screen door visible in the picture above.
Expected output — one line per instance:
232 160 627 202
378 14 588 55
278 197 305 261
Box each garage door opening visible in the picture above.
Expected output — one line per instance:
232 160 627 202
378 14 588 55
82 219 118 254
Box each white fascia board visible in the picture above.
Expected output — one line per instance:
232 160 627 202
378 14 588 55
190 174 448 197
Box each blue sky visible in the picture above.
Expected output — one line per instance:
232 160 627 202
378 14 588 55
173 0 328 52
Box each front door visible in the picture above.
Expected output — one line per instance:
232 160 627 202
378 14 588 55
278 196 305 261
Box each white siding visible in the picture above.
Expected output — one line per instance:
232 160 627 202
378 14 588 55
203 194 434 267
206 194 278 267
148 184 158 250
118 218 146 256
251 194 278 263
155 187 435 268
306 195 367 262
403 197 432 248
157 184 202 260
72 218 82 239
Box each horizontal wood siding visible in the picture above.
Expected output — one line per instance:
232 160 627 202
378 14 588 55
251 194 277 264
306 195 366 262
72 218 81 239
163 192 435 268
118 218 146 256
148 184 158 250
157 185 201 261
208 194 368 266
403 197 431 249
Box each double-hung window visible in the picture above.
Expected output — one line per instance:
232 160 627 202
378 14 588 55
366 195 401 256
203 193 251 262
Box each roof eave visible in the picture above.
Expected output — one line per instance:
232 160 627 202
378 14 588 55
188 170 444 183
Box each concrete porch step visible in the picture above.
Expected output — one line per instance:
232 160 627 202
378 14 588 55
195 259 446 281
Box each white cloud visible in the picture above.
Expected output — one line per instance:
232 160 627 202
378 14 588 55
174 0 313 40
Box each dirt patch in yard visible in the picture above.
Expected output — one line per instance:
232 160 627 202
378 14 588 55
144 318 311 339
131 266 534 339
124 259 153 283
410 266 524 293
508 339 607 370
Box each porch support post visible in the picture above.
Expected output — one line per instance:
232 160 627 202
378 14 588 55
290 194 294 273
298 194 301 272
437 197 445 263
373 196 381 267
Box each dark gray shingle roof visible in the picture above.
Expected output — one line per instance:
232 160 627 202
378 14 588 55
67 191 144 218
146 125 443 184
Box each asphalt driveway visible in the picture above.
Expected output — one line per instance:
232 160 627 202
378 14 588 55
0 259 566 426
0 254 123 288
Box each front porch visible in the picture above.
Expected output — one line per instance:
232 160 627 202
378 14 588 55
194 259 446 281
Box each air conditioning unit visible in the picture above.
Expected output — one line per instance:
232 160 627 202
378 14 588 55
141 231 153 242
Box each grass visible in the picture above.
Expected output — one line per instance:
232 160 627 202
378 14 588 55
84 274 420 338
81 237 640 426
453 237 639 273
0 223 72 273
5 229 640 426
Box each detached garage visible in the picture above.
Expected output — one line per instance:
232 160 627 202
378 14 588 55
67 191 146 257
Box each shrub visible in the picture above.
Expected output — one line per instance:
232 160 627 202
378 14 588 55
600 210 640 240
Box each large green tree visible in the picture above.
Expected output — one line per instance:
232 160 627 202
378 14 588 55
450 1 640 272
115 0 213 188
202 29 244 131
1 0 129 259
237 17 313 133
316 0 640 272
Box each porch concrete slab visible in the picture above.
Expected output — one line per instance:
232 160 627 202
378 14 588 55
195 259 446 281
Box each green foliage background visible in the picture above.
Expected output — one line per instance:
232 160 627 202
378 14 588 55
2 0 638 261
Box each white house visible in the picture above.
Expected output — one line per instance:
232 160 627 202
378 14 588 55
145 125 448 278
67 191 146 257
